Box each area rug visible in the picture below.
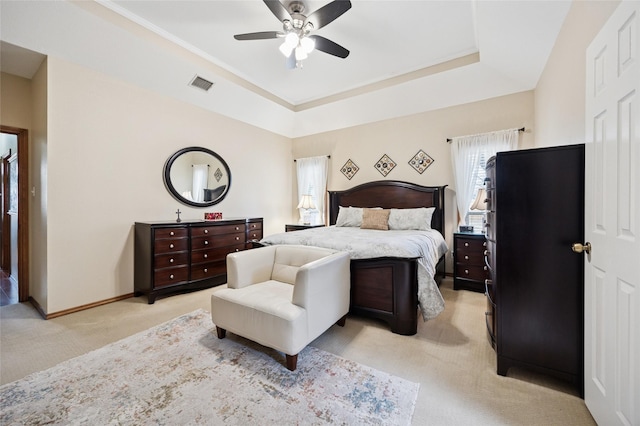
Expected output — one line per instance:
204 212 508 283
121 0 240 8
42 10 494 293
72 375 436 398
0 309 419 425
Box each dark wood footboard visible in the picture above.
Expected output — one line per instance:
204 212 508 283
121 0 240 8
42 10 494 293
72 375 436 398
350 257 419 335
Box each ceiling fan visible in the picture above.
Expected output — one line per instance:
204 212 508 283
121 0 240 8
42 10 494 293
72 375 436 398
234 0 352 69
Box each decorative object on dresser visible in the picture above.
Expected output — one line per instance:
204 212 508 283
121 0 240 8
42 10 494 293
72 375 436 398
134 218 263 303
485 144 584 396
453 232 489 293
285 224 325 232
261 180 448 335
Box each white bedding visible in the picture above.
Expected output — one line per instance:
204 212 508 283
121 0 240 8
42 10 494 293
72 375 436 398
260 226 448 320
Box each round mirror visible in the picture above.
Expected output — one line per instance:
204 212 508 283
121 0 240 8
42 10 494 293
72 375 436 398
163 147 231 207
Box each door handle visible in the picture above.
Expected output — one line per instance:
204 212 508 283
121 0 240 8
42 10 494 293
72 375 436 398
571 242 591 254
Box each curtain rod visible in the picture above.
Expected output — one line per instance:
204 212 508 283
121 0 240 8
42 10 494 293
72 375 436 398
446 127 525 143
294 155 331 162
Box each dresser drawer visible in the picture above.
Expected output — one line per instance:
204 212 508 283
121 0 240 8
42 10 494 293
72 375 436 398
247 221 262 232
247 229 263 240
456 237 487 250
192 232 244 249
154 237 188 254
191 261 226 281
154 227 188 239
154 252 189 269
191 244 244 264
153 265 189 287
455 264 489 281
455 250 485 264
192 224 246 237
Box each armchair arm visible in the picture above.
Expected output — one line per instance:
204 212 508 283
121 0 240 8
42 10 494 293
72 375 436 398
226 245 277 289
292 251 351 336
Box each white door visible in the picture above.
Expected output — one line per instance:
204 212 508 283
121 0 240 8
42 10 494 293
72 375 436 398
585 1 640 425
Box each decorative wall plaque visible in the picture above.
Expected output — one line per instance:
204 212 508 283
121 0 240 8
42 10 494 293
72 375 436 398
374 154 396 177
340 159 359 180
408 150 434 174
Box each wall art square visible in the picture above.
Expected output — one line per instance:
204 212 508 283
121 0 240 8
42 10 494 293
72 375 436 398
340 159 359 180
375 154 396 177
408 150 434 174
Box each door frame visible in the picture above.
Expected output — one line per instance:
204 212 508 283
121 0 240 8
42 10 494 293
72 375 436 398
0 125 29 302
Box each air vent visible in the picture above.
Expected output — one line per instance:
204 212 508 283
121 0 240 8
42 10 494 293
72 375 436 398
189 75 214 92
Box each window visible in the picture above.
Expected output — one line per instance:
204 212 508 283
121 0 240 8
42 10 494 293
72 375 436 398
450 128 519 229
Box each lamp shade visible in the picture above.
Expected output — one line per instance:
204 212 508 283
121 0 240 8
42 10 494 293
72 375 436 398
297 194 316 209
470 188 487 211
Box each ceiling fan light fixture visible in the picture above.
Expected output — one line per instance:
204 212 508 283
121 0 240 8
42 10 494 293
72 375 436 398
295 45 308 61
300 37 315 54
279 42 294 57
284 32 299 47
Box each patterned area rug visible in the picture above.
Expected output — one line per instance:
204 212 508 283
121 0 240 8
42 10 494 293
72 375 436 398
0 309 419 425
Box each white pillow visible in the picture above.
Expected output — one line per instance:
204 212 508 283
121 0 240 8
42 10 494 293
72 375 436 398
388 207 435 231
335 206 363 227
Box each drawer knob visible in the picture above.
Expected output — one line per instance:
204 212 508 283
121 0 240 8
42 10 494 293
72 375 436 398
170 258 174 263
464 242 469 247
170 231 175 236
204 229 208 234
483 241 487 247
484 250 489 256
464 255 469 260
235 236 240 241
235 248 239 252
464 269 469 274
204 254 208 258
170 274 174 279
204 241 209 245
169 243 174 249
483 265 487 271
204 268 208 273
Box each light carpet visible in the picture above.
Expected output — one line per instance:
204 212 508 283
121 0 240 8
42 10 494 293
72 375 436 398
0 309 419 425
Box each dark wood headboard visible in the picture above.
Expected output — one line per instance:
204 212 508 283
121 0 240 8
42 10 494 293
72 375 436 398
328 181 447 235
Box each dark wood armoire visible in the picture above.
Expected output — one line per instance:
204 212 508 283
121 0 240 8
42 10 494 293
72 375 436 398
484 144 585 396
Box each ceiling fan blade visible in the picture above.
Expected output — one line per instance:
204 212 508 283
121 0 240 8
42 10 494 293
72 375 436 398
305 0 352 30
263 0 291 23
234 31 283 41
308 35 349 58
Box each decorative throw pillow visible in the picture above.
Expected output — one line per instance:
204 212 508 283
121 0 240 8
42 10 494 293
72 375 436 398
335 206 363 227
360 208 390 230
388 207 435 230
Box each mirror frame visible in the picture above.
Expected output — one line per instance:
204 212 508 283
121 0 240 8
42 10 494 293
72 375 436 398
163 146 231 207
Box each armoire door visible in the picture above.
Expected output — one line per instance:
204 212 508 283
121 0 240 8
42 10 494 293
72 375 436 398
496 144 584 392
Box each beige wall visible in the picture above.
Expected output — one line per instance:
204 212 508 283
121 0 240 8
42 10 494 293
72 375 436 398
293 90 535 270
534 0 620 147
30 59 48 309
0 72 32 130
35 57 292 314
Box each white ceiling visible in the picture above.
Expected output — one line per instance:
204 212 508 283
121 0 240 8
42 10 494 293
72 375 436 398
0 0 572 137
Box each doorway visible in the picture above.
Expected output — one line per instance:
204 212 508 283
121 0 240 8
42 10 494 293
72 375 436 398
0 126 29 305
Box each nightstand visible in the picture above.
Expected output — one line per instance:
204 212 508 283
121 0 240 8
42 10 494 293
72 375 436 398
285 224 325 232
453 232 489 293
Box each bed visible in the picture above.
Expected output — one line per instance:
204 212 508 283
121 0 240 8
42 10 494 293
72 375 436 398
260 180 448 335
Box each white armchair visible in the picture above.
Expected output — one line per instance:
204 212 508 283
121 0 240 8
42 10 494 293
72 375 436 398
211 245 350 371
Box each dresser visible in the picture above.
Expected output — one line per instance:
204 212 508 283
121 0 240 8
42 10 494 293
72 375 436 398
134 218 263 303
485 145 584 395
453 232 489 293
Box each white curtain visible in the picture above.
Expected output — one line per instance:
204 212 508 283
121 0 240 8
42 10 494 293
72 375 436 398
296 156 329 225
192 164 209 203
450 128 519 225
